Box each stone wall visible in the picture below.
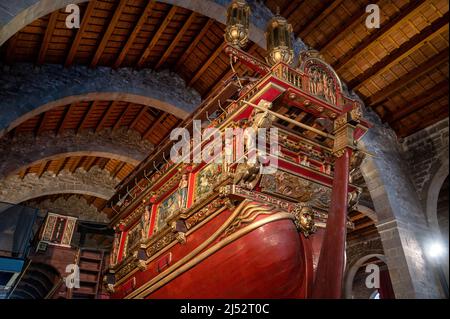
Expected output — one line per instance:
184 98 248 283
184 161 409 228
0 63 200 136
0 166 117 204
401 118 449 201
27 195 109 223
0 128 152 178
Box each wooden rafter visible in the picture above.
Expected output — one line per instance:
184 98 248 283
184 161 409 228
35 112 51 136
56 104 74 136
70 157 83 173
111 162 126 179
188 42 225 86
142 114 164 140
90 0 128 67
128 106 148 131
86 195 97 206
4 34 18 64
100 158 110 170
298 0 344 39
37 161 49 178
37 10 59 65
399 105 449 137
19 168 28 180
332 0 426 71
388 80 449 124
77 101 97 134
292 0 333 36
95 101 117 133
137 6 178 68
54 157 69 176
282 0 304 18
113 0 156 68
367 49 449 106
112 103 132 131
175 19 214 69
353 220 376 231
65 0 97 67
97 200 109 213
155 11 197 70
84 157 97 172
348 13 449 90
317 0 374 52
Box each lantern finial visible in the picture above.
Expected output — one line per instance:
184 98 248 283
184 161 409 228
265 11 294 66
225 0 251 48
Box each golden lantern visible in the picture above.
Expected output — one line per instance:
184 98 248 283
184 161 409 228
266 11 294 66
225 0 250 48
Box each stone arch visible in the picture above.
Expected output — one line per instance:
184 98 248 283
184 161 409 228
344 253 386 299
0 128 152 178
0 0 270 48
27 194 110 223
425 161 449 234
0 167 117 204
0 64 201 137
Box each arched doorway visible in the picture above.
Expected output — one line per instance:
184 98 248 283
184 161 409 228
345 254 395 299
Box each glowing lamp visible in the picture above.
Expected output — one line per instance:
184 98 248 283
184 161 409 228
266 10 294 66
225 0 250 48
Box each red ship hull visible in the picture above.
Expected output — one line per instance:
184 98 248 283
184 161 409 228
111 205 324 299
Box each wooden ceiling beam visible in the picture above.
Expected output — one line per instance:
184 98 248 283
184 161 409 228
349 13 449 90
90 0 128 68
175 19 214 69
114 0 156 68
4 34 18 64
388 80 449 124
65 0 97 67
54 157 69 176
35 112 51 136
37 161 49 178
298 0 344 39
112 103 132 131
19 168 28 180
398 104 449 138
37 11 59 65
70 157 83 173
77 101 97 134
111 161 126 179
128 106 148 131
97 199 109 213
282 0 304 18
95 101 117 133
155 11 197 70
367 49 449 106
318 0 379 52
333 0 426 71
142 114 166 140
137 6 178 68
56 104 74 136
84 157 98 172
188 42 226 86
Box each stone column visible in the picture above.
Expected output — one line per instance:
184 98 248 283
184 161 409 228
360 109 442 299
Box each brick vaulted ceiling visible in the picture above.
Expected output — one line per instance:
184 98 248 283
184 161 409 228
0 0 448 227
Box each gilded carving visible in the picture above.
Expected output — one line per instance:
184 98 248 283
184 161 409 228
292 204 316 237
260 171 331 209
146 232 175 258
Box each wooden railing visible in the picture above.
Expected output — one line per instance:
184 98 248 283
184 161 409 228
272 63 304 89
